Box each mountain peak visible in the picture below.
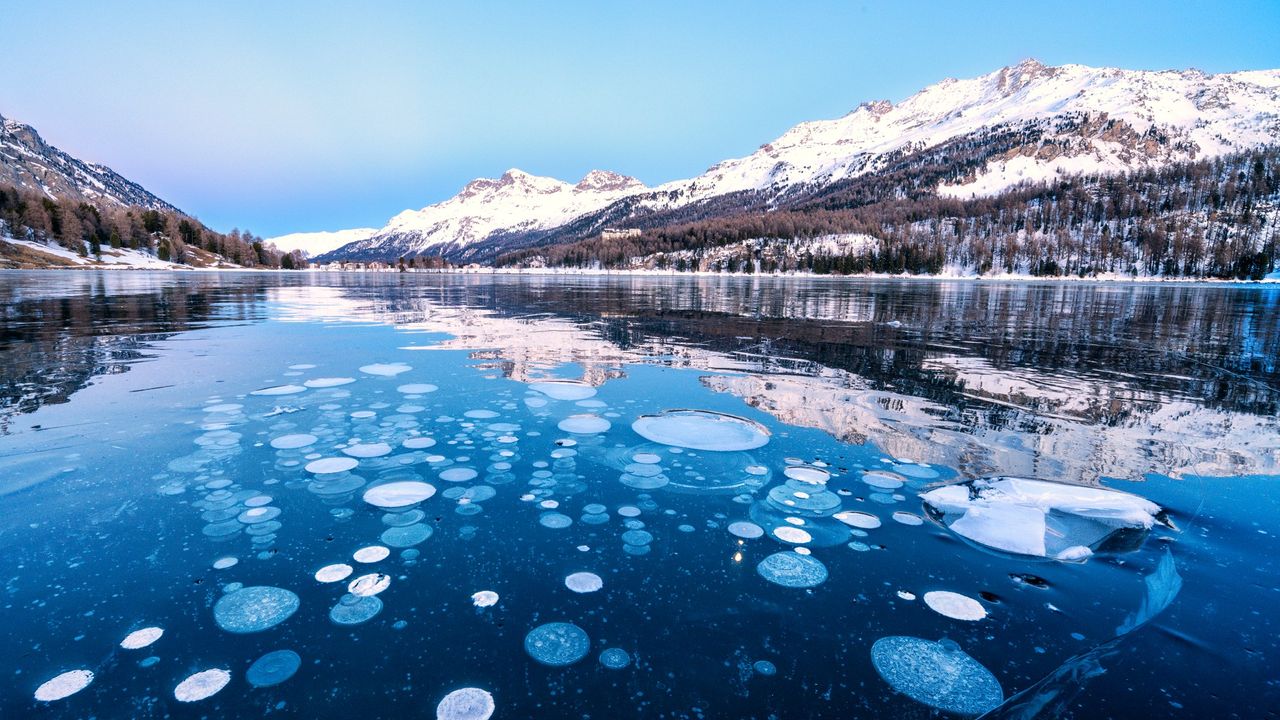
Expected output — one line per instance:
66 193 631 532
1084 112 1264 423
993 57 1060 94
575 169 644 193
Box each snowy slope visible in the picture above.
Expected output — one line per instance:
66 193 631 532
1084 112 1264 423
320 169 645 261
266 227 379 257
0 112 179 211
321 60 1280 263
674 60 1280 200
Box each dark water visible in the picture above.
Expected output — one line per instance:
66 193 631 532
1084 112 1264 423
0 271 1277 718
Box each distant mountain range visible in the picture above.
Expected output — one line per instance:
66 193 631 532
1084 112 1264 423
308 59 1280 266
1 113 179 213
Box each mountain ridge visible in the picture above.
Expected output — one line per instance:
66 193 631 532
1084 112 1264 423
316 59 1280 265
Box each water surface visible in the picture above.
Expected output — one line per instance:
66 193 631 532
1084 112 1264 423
1 271 1277 718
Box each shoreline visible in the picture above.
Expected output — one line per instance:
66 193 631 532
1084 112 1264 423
5 263 1277 286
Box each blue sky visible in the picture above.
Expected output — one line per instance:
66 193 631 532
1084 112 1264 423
5 1 1279 236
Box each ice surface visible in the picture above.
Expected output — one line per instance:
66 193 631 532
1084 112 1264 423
1117 548 1182 635
34 669 93 702
246 650 301 688
756 551 828 588
174 668 231 702
922 477 1161 560
632 410 770 451
871 636 1002 715
923 591 987 621
213 585 300 633
565 571 603 593
524 622 590 666
251 384 307 396
436 687 495 720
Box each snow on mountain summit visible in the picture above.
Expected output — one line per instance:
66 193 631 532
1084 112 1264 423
675 58 1280 200
320 167 648 261
320 59 1280 263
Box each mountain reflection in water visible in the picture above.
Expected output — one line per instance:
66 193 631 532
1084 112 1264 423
3 271 1275 485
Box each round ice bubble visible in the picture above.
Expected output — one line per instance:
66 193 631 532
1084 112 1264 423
870 636 1003 715
756 551 829 588
213 586 300 633
565 571 603 593
599 647 631 669
529 380 597 401
524 622 590 666
34 669 94 702
436 687 495 720
174 668 231 702
246 649 302 688
363 481 436 508
631 409 770 451
923 591 987 621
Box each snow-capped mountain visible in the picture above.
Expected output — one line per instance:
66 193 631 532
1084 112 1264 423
670 59 1280 200
266 227 379 257
317 169 645 262
0 112 179 212
318 59 1280 263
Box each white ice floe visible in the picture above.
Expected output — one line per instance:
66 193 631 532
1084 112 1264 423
436 687 495 720
564 571 604 593
34 669 94 702
923 591 988 621
921 477 1162 560
360 363 412 377
631 410 769 451
120 627 164 650
174 668 231 702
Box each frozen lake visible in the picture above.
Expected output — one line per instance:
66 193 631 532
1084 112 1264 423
1 271 1277 718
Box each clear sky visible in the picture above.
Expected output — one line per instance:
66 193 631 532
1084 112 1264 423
5 0 1279 236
